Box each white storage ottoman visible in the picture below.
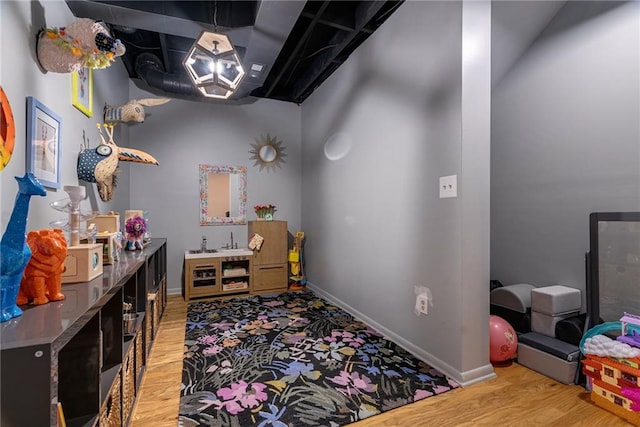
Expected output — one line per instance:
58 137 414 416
531 285 581 316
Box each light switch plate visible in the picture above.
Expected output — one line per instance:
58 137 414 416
439 175 457 198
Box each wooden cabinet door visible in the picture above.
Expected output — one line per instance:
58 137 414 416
252 264 288 292
249 221 287 265
185 258 220 300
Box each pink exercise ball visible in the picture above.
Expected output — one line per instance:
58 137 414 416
489 315 518 363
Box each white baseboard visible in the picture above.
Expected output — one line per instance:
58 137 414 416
306 282 496 387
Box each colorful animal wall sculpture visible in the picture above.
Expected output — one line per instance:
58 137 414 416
104 98 171 123
77 123 159 202
0 173 46 322
36 18 125 73
17 229 68 306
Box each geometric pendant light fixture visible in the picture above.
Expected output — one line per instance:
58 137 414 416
183 30 246 99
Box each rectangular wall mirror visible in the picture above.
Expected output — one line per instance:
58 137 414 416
199 164 247 225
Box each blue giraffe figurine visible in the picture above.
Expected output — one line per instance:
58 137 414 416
0 173 47 322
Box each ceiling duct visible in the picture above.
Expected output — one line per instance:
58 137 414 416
135 53 199 97
65 0 306 102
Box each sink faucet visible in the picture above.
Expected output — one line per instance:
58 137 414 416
201 235 207 252
230 232 234 249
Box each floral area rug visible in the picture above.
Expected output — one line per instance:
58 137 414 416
179 291 459 426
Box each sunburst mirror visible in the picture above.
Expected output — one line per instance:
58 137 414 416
249 134 287 172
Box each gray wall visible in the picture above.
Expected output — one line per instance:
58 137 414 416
127 85 302 295
1 1 131 236
4 0 637 389
300 1 493 385
491 1 640 311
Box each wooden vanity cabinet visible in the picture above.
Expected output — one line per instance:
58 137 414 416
181 222 288 301
183 255 252 301
249 220 288 294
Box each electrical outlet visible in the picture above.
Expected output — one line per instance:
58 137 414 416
415 293 430 315
439 175 457 198
414 286 433 316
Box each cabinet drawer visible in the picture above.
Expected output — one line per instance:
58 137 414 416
153 295 161 337
100 370 122 427
135 328 144 385
185 259 220 301
253 264 287 292
145 304 152 356
122 345 136 423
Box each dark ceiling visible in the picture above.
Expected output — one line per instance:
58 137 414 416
65 1 404 104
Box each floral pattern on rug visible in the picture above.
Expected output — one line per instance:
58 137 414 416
179 291 459 426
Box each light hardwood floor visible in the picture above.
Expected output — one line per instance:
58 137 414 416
131 295 632 427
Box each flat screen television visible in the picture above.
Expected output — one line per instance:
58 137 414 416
586 212 640 331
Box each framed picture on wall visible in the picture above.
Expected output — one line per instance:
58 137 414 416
71 66 93 117
26 96 61 189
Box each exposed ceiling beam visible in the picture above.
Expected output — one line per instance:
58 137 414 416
263 1 332 98
302 12 355 32
292 1 402 102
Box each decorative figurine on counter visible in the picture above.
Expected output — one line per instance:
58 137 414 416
115 231 124 260
17 229 68 306
36 18 125 73
104 97 171 123
125 215 146 251
77 123 159 202
0 173 47 322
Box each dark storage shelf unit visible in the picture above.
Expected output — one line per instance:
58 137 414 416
0 238 167 427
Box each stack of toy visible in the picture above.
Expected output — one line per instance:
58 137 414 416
530 285 581 337
581 313 640 425
516 285 583 384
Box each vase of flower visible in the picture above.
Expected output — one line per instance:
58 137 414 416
254 204 276 221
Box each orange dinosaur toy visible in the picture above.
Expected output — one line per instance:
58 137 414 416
17 228 68 306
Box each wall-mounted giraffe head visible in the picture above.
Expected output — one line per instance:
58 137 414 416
77 123 158 202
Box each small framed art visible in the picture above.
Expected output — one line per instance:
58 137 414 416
26 96 61 189
71 66 93 117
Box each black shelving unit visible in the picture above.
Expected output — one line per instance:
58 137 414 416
0 238 167 427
